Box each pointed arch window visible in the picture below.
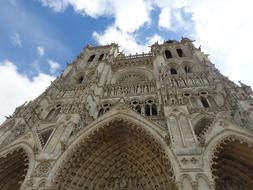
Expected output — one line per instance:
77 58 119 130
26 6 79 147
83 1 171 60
170 68 177 75
200 96 210 108
88 54 95 62
151 104 157 115
144 100 158 116
98 54 104 61
184 66 191 73
145 104 151 116
165 50 173 59
176 49 183 57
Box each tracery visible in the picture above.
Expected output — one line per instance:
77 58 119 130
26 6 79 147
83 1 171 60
213 140 253 190
52 120 177 190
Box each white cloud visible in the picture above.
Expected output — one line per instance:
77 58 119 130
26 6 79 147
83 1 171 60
158 7 172 30
93 26 164 54
0 60 55 124
37 46 45 56
177 0 253 87
48 59 60 73
39 0 150 32
147 34 164 45
10 32 22 47
39 0 69 12
112 0 150 32
39 0 253 87
93 26 146 54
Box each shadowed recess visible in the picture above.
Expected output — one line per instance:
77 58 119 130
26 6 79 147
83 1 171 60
52 120 177 190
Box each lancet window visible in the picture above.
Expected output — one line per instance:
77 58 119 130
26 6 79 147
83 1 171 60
200 96 210 108
144 99 158 116
184 65 191 73
170 68 177 75
45 104 61 121
176 48 184 57
88 54 95 62
98 53 104 61
165 50 173 59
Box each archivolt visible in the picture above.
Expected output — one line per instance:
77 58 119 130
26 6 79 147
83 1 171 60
51 120 177 190
206 132 253 190
0 148 29 190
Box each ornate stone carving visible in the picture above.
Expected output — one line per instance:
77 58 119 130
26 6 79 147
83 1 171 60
34 161 52 177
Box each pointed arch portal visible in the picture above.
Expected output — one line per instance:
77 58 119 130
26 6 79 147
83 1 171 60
52 120 177 190
0 148 29 190
212 139 253 190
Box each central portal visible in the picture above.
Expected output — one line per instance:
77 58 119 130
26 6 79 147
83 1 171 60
52 120 177 190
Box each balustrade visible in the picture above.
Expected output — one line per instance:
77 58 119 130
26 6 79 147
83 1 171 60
103 80 156 97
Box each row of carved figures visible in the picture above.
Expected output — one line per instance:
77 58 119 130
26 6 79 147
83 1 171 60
104 82 156 97
165 75 213 88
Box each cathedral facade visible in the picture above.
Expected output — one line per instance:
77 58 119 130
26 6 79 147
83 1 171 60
0 38 253 190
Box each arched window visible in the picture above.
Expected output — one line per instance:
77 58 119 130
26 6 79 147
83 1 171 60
165 50 173 59
151 104 157 115
136 105 141 114
184 66 191 73
98 54 104 61
176 49 183 57
46 106 61 121
200 96 210 108
46 108 55 121
88 54 95 62
144 100 158 116
170 68 177 75
145 104 151 116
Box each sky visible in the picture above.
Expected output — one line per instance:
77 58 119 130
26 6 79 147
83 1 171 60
0 0 253 123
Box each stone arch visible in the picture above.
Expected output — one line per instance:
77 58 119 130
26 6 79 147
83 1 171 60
0 142 35 190
111 67 154 84
49 109 178 190
204 130 253 190
179 174 194 190
181 61 196 73
192 114 215 144
195 174 214 190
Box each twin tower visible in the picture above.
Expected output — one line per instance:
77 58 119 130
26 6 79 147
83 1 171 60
0 38 253 190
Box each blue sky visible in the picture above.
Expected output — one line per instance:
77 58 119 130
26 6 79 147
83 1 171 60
0 0 252 123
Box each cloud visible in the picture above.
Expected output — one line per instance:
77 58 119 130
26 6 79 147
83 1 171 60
38 0 253 87
10 32 22 47
37 46 45 56
93 26 146 54
39 0 69 12
158 7 172 30
0 60 55 124
93 25 164 54
177 0 253 86
48 59 60 73
39 0 150 32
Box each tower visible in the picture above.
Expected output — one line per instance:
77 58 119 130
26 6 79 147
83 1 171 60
0 38 253 190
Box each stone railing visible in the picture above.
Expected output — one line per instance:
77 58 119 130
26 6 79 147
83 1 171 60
112 53 153 68
164 73 214 88
103 80 156 97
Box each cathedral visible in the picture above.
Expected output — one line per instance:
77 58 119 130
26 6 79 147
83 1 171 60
1 38 253 190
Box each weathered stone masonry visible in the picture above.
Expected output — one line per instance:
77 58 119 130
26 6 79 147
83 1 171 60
1 38 253 190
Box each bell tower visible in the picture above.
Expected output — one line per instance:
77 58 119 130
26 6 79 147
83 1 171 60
1 39 253 190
